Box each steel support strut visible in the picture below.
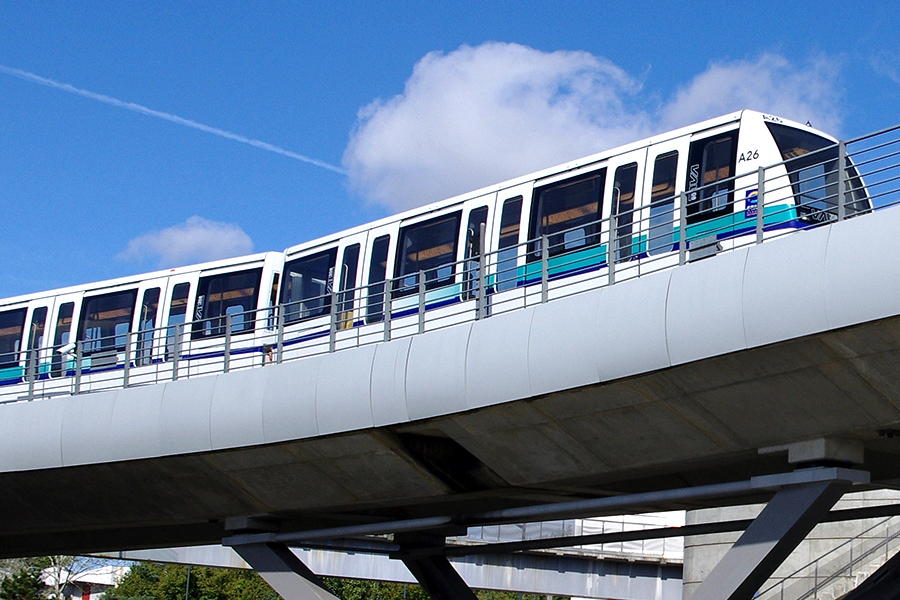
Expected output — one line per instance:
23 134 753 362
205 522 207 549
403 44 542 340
690 478 854 600
232 542 339 600
395 534 478 600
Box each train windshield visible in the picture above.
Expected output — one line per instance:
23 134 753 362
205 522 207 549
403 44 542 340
766 123 868 222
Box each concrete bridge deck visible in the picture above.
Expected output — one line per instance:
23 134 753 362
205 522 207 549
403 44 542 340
5 204 900 559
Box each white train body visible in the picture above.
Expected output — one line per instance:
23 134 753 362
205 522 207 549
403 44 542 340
0 110 869 400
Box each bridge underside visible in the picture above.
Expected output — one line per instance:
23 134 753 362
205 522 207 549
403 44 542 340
4 310 900 558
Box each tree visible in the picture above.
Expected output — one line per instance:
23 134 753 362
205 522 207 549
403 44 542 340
0 564 43 600
32 556 118 600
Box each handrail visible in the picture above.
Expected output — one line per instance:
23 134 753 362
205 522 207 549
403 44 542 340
757 515 900 600
5 123 900 404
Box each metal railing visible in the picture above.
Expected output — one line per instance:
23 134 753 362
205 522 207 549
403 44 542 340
5 122 900 404
461 513 684 561
757 515 900 600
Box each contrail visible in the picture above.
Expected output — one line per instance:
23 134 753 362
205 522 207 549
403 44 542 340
0 64 346 175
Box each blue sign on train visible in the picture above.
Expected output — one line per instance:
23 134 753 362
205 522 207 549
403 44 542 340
745 189 758 218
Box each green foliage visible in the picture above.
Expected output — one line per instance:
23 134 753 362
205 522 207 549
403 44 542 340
104 561 565 600
105 563 278 600
322 578 430 600
0 564 44 600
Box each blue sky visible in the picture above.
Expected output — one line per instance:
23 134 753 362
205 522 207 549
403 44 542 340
1 1 898 299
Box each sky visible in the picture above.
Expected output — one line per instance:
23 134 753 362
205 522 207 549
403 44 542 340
1 1 898 299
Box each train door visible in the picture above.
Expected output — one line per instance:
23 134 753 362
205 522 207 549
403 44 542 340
640 137 689 276
160 273 195 378
332 231 369 351
22 301 51 393
47 292 82 396
606 148 648 284
490 183 531 315
357 222 398 345
459 196 494 313
684 126 740 251
128 278 168 385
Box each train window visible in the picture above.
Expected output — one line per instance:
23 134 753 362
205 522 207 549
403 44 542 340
496 196 522 292
765 122 869 221
0 308 26 371
166 283 190 360
338 244 360 328
649 152 678 255
529 170 606 260
463 206 489 300
281 249 337 324
686 132 737 224
137 288 160 365
193 268 263 339
393 211 461 296
78 290 138 354
366 235 391 324
51 302 74 377
613 163 638 262
24 307 47 379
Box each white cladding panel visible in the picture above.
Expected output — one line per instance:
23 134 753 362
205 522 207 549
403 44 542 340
210 368 267 450
158 376 215 456
528 293 602 396
743 226 831 348
316 345 377 435
261 356 322 442
666 248 748 365
370 337 412 427
466 307 535 409
825 206 900 330
405 323 472 420
0 393 65 471
595 270 672 381
107 384 165 460
60 390 116 466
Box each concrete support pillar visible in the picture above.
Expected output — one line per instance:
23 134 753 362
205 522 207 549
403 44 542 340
690 480 850 600
232 542 339 600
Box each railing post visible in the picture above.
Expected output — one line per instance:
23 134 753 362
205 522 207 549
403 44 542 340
541 234 549 303
329 289 338 352
172 323 182 380
224 314 232 373
476 222 486 320
837 141 847 221
756 166 765 244
418 270 426 334
123 331 132 388
276 307 284 364
383 283 392 342
609 228 617 285
26 347 36 400
679 191 688 265
74 340 83 394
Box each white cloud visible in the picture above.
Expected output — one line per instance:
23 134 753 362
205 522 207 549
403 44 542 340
118 216 254 268
343 44 844 213
344 43 653 212
660 54 843 134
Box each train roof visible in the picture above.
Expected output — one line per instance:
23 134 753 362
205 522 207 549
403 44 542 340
0 251 280 307
284 109 834 256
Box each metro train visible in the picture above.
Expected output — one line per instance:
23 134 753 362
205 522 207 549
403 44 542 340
0 109 871 399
